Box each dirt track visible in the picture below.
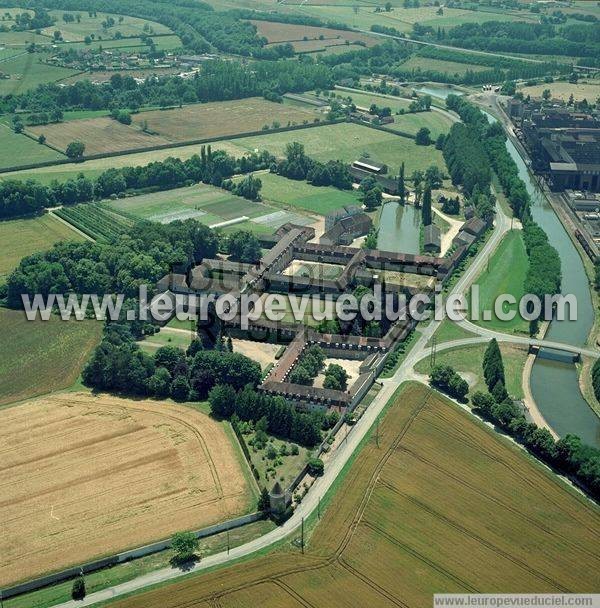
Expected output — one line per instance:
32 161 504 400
0 393 251 586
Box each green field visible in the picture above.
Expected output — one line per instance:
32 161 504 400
256 172 361 215
0 52 80 95
109 183 269 223
60 33 181 51
0 307 102 406
226 122 446 176
0 124 65 169
215 0 535 32
0 30 50 45
335 89 414 113
43 10 172 42
469 229 529 335
334 88 455 137
415 342 528 399
401 55 488 75
3 122 446 189
0 214 83 281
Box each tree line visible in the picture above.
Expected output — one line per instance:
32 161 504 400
445 95 561 333
273 142 353 190
0 146 274 219
473 340 600 502
209 384 323 447
428 20 600 59
2 59 332 115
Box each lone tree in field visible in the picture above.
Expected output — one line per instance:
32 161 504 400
171 531 199 564
66 141 85 160
71 576 86 600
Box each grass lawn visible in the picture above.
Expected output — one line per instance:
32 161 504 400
226 122 446 176
517 81 600 102
401 56 488 75
4 518 275 608
415 342 528 399
469 229 530 335
0 214 84 281
139 327 195 352
0 308 102 406
243 427 310 489
427 319 478 345
109 183 270 222
109 182 312 232
257 172 361 215
0 124 65 170
0 52 80 96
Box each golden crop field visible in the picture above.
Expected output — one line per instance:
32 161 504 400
28 98 321 156
112 383 600 608
0 392 254 586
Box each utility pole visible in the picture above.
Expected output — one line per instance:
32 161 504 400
430 335 437 369
318 496 321 520
227 529 230 555
301 517 305 554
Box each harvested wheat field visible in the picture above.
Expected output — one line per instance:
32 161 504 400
0 392 253 586
29 98 321 156
115 383 600 608
27 118 171 156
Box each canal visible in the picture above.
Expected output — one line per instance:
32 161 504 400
395 82 599 444
504 136 600 446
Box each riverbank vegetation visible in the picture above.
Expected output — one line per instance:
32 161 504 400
473 341 600 502
446 95 562 336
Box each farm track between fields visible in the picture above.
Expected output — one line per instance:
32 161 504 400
118 388 432 608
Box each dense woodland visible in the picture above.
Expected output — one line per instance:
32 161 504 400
419 20 600 59
6 219 218 307
209 384 323 447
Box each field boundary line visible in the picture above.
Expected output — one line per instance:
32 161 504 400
48 210 95 242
